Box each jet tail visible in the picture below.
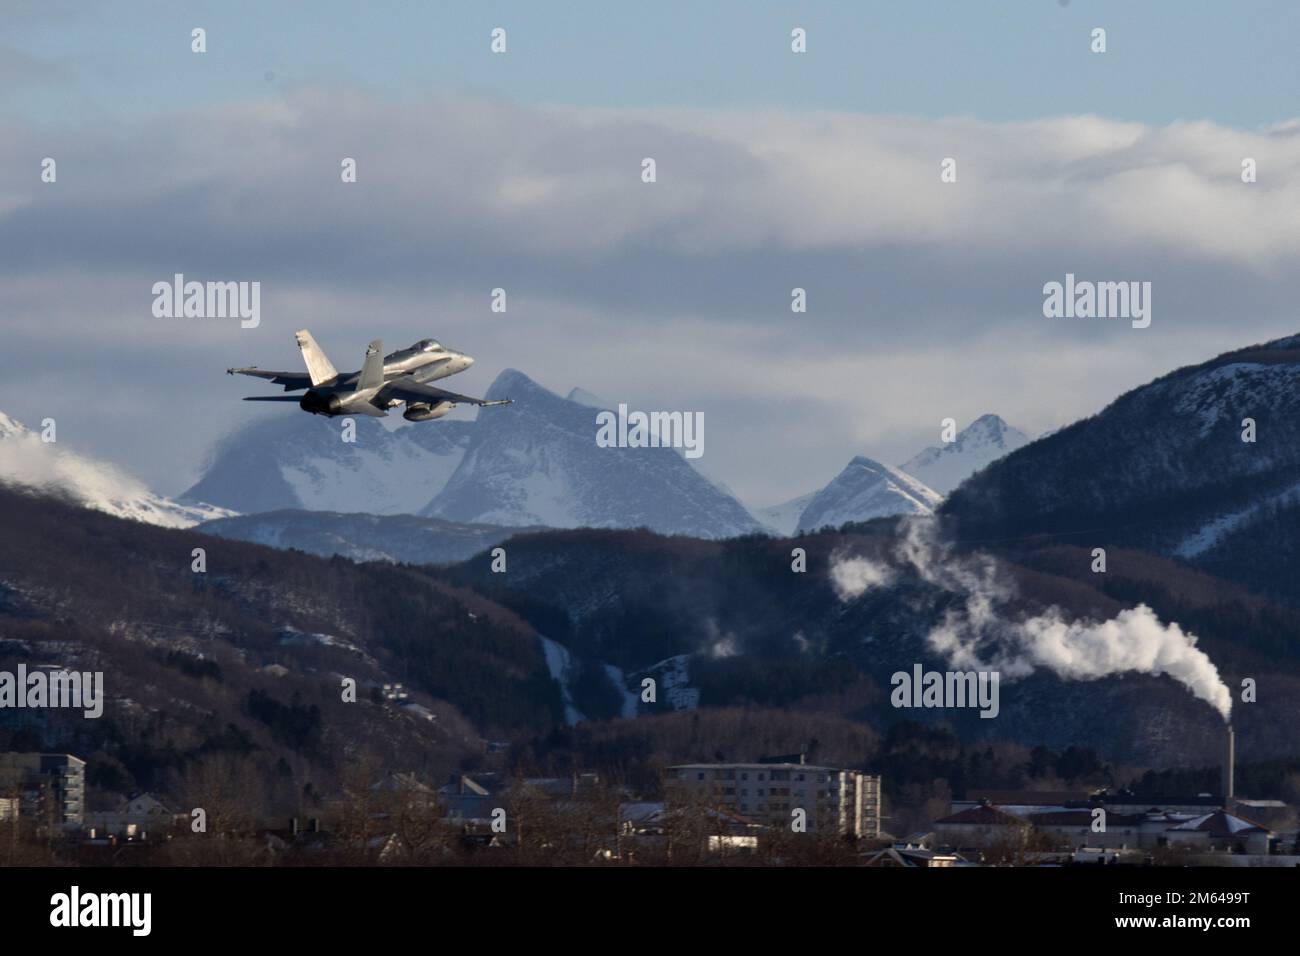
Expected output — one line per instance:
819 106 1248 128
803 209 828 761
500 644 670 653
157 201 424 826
358 339 384 391
295 329 339 386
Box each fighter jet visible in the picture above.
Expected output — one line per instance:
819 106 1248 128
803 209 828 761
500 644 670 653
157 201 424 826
228 329 512 421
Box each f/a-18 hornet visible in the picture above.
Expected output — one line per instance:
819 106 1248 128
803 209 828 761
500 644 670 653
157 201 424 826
228 329 512 420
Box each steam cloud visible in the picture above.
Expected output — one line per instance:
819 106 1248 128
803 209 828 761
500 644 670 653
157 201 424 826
829 556 895 601
831 518 1233 721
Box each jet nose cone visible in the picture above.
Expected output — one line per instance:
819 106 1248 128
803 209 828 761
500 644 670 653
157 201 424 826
462 355 474 367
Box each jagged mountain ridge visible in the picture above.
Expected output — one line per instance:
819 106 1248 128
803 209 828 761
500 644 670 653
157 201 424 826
184 371 766 539
421 370 766 538
770 416 1027 536
941 333 1300 602
795 457 942 533
899 414 1031 495
182 413 473 515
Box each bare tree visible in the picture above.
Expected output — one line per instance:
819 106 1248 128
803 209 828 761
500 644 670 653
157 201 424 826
379 776 457 863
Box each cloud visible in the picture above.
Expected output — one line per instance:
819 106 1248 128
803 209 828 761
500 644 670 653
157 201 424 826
0 412 221 527
9 91 1300 283
3 88 1299 501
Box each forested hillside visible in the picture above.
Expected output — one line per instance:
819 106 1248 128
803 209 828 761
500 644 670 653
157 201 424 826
0 483 561 816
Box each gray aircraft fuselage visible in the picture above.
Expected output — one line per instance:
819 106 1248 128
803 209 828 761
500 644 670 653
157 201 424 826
300 339 473 417
231 330 511 421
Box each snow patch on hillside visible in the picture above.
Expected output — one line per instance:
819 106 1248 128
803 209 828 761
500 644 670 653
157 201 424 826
1174 362 1300 438
281 442 465 515
640 654 700 711
538 634 586 725
603 664 640 719
1175 477 1300 558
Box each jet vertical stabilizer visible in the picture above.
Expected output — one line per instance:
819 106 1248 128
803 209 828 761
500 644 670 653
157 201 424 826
358 339 384 391
295 329 339 386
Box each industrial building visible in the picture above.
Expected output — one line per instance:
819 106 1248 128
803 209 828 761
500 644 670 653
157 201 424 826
933 799 1273 856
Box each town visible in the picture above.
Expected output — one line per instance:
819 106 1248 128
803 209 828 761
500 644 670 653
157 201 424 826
3 741 1295 867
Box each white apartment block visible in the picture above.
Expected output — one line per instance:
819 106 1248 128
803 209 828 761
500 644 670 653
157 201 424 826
665 760 880 838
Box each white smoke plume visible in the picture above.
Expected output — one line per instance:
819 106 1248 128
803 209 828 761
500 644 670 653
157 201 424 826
829 554 895 601
831 517 1232 721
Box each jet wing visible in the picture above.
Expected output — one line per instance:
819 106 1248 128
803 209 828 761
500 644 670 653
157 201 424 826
227 367 312 390
378 378 512 408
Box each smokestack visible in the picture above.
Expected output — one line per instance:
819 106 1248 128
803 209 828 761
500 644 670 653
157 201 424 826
1223 724 1234 804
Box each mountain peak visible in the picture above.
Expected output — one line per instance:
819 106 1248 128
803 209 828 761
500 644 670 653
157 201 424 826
898 415 1031 495
846 455 892 472
566 387 611 410
424 375 764 538
487 368 550 402
184 368 762 538
942 333 1300 596
795 456 941 533
967 412 1008 432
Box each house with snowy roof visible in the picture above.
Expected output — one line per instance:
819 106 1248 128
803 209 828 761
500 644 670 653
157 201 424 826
862 843 969 867
932 803 1031 848
935 799 1274 856
1165 809 1271 854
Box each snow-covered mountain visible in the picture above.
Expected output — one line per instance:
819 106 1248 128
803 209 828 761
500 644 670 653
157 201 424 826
0 411 233 528
183 413 473 515
183 371 766 538
756 414 1026 535
941 333 1300 602
899 414 1031 495
756 491 817 536
565 385 751 510
422 370 766 538
795 456 942 533
565 387 609 409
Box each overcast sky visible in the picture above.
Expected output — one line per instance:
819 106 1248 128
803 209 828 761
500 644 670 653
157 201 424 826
4 2 1300 505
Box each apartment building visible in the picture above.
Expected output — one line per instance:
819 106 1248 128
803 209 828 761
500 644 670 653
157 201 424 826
665 757 880 838
0 753 86 827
